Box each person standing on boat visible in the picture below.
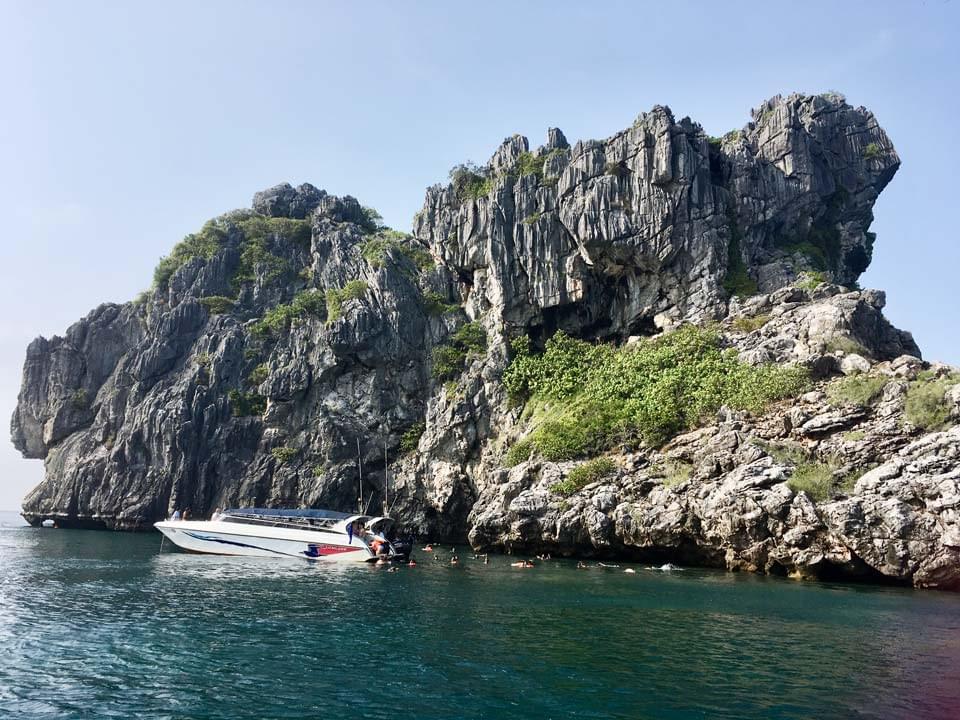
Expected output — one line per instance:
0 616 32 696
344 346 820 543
171 509 181 521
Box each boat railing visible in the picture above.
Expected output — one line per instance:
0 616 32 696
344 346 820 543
220 513 344 532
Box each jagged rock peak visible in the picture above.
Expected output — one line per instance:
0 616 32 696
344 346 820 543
252 182 326 219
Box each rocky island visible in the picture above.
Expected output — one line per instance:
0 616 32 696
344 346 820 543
13 92 960 590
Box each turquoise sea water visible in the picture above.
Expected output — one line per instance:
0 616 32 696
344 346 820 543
1 514 959 719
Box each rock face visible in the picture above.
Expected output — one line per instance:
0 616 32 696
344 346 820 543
12 93 959 590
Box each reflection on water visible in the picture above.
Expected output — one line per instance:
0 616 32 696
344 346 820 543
1 525 959 719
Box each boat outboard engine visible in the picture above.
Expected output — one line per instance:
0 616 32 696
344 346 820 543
388 537 413 562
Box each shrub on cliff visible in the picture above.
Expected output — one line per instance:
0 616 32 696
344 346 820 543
325 281 369 323
399 422 425 454
828 374 887 407
552 457 616 496
252 289 326 336
153 220 228 290
228 390 266 417
152 213 311 293
199 296 236 314
449 163 492 202
361 232 433 271
503 326 809 459
431 321 488 380
905 372 960 430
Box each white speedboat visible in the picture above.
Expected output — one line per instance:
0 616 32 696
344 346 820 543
154 508 410 563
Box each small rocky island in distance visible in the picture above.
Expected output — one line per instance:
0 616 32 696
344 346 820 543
12 92 960 591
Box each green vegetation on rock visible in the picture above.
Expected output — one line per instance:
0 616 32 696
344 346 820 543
228 389 266 417
361 232 432 271
863 143 881 160
231 216 310 290
828 374 887 407
905 372 960 431
787 462 834 502
431 321 488 380
399 422 425 454
503 326 809 460
658 459 693 487
152 212 313 294
247 363 269 386
252 289 326 337
731 314 770 333
796 271 827 291
271 446 297 464
422 291 459 316
199 296 236 314
551 457 616 496
449 163 493 202
70 388 89 410
325 281 369 323
153 220 228 290
516 151 544 179
775 188 847 271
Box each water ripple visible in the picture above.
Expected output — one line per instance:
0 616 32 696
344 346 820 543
1 527 959 719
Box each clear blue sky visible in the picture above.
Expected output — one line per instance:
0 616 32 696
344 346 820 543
1 0 957 510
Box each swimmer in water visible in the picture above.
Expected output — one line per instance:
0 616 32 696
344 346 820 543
408 559 417 567
450 555 459 565
576 561 588 569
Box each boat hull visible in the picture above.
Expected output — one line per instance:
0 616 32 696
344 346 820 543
155 520 374 562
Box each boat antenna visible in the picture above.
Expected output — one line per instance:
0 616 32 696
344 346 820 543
357 437 363 513
383 435 389 515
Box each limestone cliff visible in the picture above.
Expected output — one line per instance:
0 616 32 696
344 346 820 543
13 93 960 590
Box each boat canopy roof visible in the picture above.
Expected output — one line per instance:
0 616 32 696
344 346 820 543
222 509 394 533
224 507 356 521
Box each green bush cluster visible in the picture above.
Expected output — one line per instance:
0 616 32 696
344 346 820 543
236 216 311 250
796 271 827 291
271 446 298 464
730 314 770 333
515 151 544 179
503 325 809 460
69 388 89 410
361 233 432 271
449 163 493 202
551 457 616 496
422 291 459 316
431 321 488 380
228 389 267 417
251 289 326 337
659 459 693 487
399 422 426 454
199 296 236 314
775 188 847 271
787 462 834 502
904 372 959 431
231 217 311 290
150 213 312 294
154 220 228 290
247 363 269 386
325 281 369 322
828 374 888 407
863 143 881 160
358 207 385 234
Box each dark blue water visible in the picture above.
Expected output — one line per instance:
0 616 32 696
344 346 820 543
1 519 959 719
